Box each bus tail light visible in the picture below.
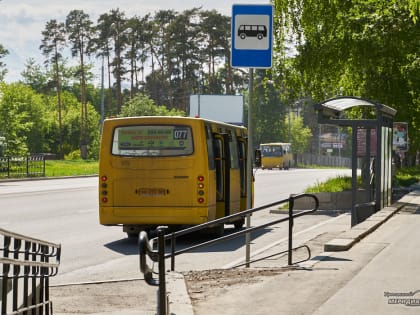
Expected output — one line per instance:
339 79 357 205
101 175 108 203
197 175 205 203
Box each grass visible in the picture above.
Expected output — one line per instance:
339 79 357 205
393 166 420 187
45 160 98 177
304 175 360 193
39 160 420 190
304 166 420 193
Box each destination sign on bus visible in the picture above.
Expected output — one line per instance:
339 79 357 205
116 125 193 152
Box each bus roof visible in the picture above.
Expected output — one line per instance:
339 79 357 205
260 142 291 146
103 116 247 136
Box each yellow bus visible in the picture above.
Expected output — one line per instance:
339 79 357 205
98 116 252 238
259 142 293 170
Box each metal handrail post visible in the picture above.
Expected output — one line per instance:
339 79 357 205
2 236 11 315
288 195 295 265
170 232 176 271
12 239 20 312
23 241 30 314
157 228 167 315
26 156 29 177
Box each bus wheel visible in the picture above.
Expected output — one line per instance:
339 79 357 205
207 224 225 237
124 225 143 239
233 218 245 229
127 232 139 239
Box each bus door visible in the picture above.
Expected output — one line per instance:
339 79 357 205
213 133 231 218
237 137 248 211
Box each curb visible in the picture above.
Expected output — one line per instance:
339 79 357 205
323 199 408 252
166 272 195 315
0 174 98 183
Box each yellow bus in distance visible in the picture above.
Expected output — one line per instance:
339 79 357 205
99 116 252 238
259 142 293 170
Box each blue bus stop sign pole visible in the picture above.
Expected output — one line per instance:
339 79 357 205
231 4 273 267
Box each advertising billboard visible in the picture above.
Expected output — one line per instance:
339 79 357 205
393 122 408 152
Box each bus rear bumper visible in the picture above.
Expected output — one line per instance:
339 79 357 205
99 206 213 226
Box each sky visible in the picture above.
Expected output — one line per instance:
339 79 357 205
0 0 271 84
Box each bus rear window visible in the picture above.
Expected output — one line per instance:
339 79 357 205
111 125 194 157
261 146 283 157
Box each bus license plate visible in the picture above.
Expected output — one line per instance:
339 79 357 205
136 188 167 196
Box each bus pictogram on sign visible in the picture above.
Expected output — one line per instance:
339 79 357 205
238 25 267 40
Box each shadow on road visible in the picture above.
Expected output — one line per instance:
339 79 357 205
103 226 273 255
171 226 273 253
104 237 139 255
312 255 353 262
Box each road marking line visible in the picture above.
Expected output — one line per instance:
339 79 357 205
222 213 350 269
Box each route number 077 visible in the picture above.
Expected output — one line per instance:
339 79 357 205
173 129 188 140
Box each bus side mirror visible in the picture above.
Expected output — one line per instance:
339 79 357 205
254 149 261 168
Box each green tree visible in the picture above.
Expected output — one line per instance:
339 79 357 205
282 112 312 154
20 58 49 93
0 44 9 81
166 8 202 110
40 19 67 159
274 0 420 162
124 15 152 98
199 10 231 94
66 9 94 159
0 83 46 155
119 93 185 117
43 91 100 158
147 10 177 108
108 9 128 114
93 12 115 114
252 73 285 146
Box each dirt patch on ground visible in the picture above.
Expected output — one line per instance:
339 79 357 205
183 267 288 303
182 231 342 309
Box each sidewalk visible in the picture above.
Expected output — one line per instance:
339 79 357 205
168 187 420 315
49 187 420 314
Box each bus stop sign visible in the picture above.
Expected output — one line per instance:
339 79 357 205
231 4 273 68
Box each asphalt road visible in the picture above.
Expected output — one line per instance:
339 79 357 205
0 168 353 286
254 167 353 205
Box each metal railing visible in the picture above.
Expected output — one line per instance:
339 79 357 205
139 193 319 315
0 156 46 179
296 153 352 168
1 228 61 315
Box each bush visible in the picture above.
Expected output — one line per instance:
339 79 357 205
305 176 362 193
393 166 420 187
65 150 81 160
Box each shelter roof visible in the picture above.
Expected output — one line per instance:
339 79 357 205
315 96 396 118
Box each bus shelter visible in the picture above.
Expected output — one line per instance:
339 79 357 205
315 96 396 226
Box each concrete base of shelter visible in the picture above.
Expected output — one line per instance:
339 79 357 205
324 205 402 251
293 190 370 210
